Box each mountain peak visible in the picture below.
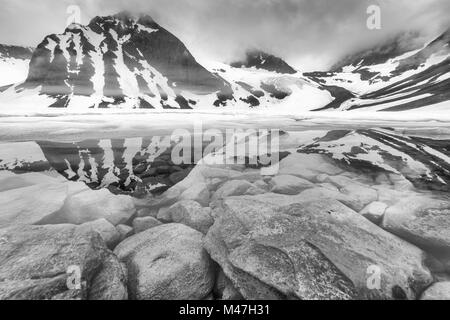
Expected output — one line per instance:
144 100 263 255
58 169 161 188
231 50 297 74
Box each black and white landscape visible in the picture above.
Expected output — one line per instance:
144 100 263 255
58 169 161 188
0 0 449 301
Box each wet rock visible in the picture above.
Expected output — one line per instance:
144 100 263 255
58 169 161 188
420 282 450 300
269 175 314 195
205 194 433 300
132 217 162 234
383 196 450 251
114 224 214 300
0 224 108 300
78 219 121 249
166 200 213 234
205 198 358 300
88 253 128 300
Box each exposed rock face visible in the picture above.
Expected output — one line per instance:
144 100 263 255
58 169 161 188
114 224 214 300
22 12 231 109
231 50 297 74
0 224 108 300
305 30 450 112
205 194 433 300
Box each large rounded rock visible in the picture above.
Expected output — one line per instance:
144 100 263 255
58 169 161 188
382 195 450 252
205 194 433 300
114 224 214 300
0 224 108 300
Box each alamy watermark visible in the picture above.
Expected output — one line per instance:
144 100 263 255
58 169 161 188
367 4 382 30
170 122 281 174
66 5 81 27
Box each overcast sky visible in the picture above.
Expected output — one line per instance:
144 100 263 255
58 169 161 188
1 0 449 71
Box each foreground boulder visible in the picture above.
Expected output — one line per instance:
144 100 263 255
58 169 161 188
114 224 214 300
205 194 433 300
0 224 109 300
383 195 450 252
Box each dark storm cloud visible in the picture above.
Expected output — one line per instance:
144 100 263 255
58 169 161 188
1 0 449 70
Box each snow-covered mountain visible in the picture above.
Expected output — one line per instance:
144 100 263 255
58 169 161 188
305 29 450 112
0 12 449 114
0 44 33 89
0 12 330 113
231 50 297 74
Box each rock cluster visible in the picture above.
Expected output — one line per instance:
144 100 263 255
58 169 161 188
0 147 449 300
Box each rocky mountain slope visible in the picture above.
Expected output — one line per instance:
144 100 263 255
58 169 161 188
0 12 449 114
0 44 33 89
0 12 330 113
231 50 297 74
306 29 450 112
